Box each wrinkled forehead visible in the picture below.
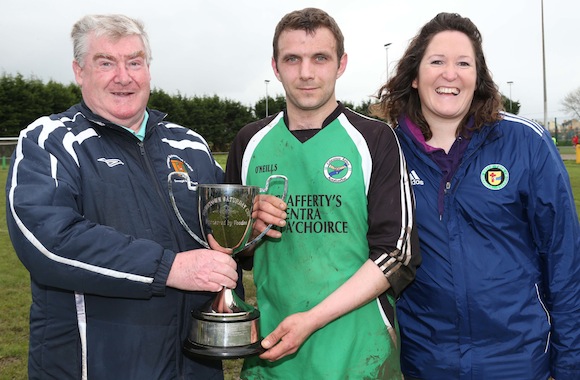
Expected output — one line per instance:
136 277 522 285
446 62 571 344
86 33 147 59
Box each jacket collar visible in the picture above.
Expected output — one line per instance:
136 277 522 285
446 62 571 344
398 114 502 157
77 100 167 132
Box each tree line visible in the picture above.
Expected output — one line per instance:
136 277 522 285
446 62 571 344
0 74 374 152
0 74 525 152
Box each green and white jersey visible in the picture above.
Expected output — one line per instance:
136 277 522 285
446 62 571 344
225 103 419 379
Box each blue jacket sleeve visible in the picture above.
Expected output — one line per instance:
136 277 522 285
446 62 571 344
529 137 580 379
6 121 175 299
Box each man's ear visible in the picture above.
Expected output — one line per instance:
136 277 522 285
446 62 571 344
72 60 83 86
271 57 281 81
336 53 348 79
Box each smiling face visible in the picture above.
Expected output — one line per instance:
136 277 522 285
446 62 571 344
412 30 477 128
73 33 151 131
272 27 347 119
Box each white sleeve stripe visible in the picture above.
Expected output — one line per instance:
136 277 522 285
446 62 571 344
390 125 414 266
241 112 284 184
501 112 544 136
163 123 215 162
342 112 415 270
338 113 372 193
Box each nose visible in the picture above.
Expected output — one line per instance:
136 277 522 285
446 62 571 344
441 64 458 81
299 61 314 80
114 64 132 85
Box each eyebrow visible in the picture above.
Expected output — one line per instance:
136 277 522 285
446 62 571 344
280 50 332 60
93 50 146 62
426 54 474 60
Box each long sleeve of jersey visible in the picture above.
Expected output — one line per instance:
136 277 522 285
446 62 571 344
365 121 421 297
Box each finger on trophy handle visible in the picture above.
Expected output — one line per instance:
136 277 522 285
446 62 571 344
246 175 290 249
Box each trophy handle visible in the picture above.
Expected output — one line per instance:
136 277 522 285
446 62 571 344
167 171 209 249
242 174 289 250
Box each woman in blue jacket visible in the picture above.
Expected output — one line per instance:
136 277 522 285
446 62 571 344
372 12 580 380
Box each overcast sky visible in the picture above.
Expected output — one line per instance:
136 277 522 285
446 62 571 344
1 0 578 124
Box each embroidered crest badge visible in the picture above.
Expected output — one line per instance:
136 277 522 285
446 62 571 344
481 164 509 190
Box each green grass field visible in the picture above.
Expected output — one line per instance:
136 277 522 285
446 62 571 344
2 154 579 379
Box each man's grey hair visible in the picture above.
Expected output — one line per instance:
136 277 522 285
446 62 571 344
71 14 152 67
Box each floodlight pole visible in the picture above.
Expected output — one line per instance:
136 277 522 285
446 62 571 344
265 80 270 117
384 43 392 81
541 0 548 129
507 81 514 112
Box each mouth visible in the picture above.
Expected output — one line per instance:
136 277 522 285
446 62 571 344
111 91 135 97
435 87 460 96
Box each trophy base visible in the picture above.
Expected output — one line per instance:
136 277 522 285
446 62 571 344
183 338 265 360
183 307 264 360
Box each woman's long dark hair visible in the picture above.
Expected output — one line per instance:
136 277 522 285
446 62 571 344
371 12 502 139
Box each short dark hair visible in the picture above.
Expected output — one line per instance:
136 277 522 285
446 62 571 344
371 12 502 138
272 8 344 65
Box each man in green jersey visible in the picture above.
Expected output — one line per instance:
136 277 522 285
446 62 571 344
225 7 420 379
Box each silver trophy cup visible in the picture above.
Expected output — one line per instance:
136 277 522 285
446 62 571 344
168 172 288 359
